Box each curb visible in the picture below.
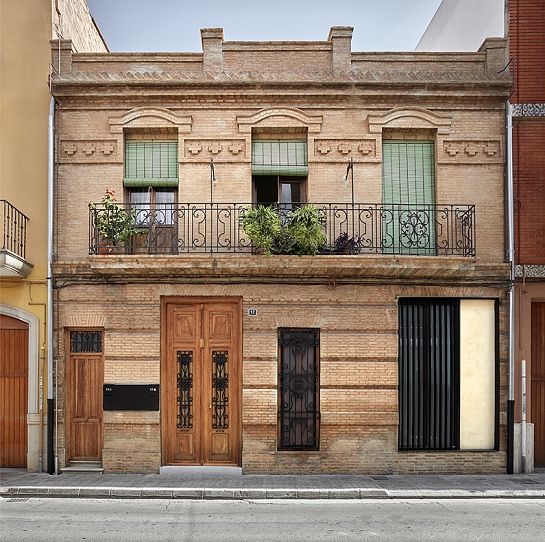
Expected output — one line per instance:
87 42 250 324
2 486 545 500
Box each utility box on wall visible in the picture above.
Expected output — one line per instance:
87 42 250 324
103 384 160 411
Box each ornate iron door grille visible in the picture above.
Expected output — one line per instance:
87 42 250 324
398 298 460 451
278 328 320 451
212 351 229 429
177 351 193 428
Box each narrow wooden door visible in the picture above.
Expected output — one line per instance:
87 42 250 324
531 303 545 468
162 299 241 466
68 331 104 461
0 316 28 467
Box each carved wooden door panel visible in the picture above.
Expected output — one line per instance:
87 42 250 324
163 300 241 466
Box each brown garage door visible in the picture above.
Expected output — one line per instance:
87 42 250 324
532 303 545 468
0 315 29 467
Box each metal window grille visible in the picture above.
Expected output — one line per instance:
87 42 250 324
70 331 103 353
278 328 320 451
398 298 460 451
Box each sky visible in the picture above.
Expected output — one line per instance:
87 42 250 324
86 0 443 53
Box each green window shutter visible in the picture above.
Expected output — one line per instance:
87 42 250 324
382 140 435 206
382 140 436 255
124 140 179 188
252 140 308 176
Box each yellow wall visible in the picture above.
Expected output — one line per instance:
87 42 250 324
460 299 496 450
0 0 106 470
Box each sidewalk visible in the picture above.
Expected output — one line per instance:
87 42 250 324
2 468 545 500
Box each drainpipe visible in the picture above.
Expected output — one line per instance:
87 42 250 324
506 102 515 474
47 96 56 474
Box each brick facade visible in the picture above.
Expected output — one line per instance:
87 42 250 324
510 0 545 266
50 27 511 474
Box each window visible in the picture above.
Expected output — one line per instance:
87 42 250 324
124 140 178 253
124 140 178 188
252 139 307 211
398 298 460 451
70 331 103 353
382 140 436 255
278 328 319 451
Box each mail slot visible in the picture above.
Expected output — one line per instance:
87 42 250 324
103 384 160 411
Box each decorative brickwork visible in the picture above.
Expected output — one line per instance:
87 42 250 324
50 28 511 475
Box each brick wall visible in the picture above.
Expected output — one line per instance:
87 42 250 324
53 280 509 474
513 121 545 264
509 0 545 104
510 0 545 266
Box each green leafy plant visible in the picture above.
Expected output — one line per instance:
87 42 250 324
88 188 143 246
285 204 326 256
241 204 325 256
240 205 284 255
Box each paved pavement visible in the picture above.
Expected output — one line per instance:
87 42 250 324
2 468 545 500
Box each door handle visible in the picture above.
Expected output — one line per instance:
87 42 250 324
84 418 89 422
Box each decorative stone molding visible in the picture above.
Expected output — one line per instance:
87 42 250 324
237 108 323 134
511 104 545 118
183 139 246 161
440 140 502 164
313 139 377 160
59 139 118 162
515 265 545 279
109 107 192 134
367 107 452 135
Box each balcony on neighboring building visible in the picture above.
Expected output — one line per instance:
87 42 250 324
1 200 33 278
88 202 476 258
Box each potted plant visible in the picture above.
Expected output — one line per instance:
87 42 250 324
285 204 326 256
88 189 143 253
241 204 326 256
334 232 361 254
240 205 284 255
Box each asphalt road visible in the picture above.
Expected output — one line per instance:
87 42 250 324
1 498 544 541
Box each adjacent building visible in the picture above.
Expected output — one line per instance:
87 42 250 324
417 0 544 473
48 25 511 474
0 0 107 471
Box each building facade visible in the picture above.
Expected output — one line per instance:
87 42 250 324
417 0 545 473
49 27 511 474
0 0 107 472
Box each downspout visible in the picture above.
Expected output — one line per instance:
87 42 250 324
47 96 56 474
506 102 515 474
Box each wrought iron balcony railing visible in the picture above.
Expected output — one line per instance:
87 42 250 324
89 203 476 257
1 200 29 259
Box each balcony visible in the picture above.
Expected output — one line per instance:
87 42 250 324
1 200 33 278
88 203 476 257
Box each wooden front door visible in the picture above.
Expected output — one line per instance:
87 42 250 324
532 303 545 468
68 331 104 461
162 299 241 466
0 316 28 467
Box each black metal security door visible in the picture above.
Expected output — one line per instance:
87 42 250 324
278 328 320 450
398 299 460 451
